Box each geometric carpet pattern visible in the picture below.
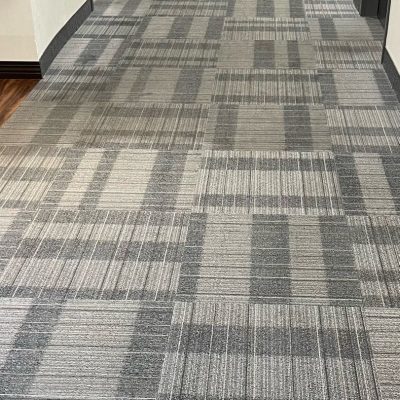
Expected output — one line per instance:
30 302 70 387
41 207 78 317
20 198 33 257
0 0 399 397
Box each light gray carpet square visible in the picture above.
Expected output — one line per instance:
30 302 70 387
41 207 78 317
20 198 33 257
204 104 331 151
320 69 399 106
309 17 384 40
327 105 400 153
222 17 311 40
0 210 189 300
135 16 225 39
316 40 383 69
349 215 400 307
336 153 400 215
0 146 66 210
212 69 322 104
0 299 172 398
364 308 400 400
177 214 359 304
159 302 378 399
218 40 316 68
43 149 200 211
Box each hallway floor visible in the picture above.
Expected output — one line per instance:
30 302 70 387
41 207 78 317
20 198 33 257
0 0 399 398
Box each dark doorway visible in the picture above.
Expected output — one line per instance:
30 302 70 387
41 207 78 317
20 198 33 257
378 0 389 27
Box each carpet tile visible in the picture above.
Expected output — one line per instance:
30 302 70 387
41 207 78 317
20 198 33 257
222 17 311 40
309 17 384 40
204 104 331 151
364 308 400 400
0 210 189 300
74 16 143 38
336 154 400 215
0 146 65 210
0 210 33 272
148 0 233 16
0 103 99 145
120 39 220 68
177 214 359 304
27 66 216 104
212 69 322 104
327 106 400 154
349 216 400 308
319 69 399 106
218 40 316 68
0 299 172 398
304 0 359 17
26 66 116 103
93 0 151 16
158 302 378 399
135 16 225 39
52 38 127 67
43 149 200 210
315 40 382 69
193 150 343 214
76 103 209 150
107 67 216 103
0 0 399 397
148 0 305 17
0 102 209 149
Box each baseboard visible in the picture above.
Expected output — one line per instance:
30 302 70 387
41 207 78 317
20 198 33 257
0 0 93 79
382 48 400 102
353 0 379 16
0 62 42 79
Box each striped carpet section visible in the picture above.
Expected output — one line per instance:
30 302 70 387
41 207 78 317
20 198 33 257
74 16 143 38
42 149 200 210
349 216 400 307
212 69 322 104
222 17 311 40
93 0 151 16
309 17 384 40
0 210 188 300
204 104 331 150
26 66 216 104
218 40 316 69
0 0 399 397
364 308 400 400
135 16 225 39
0 103 100 145
0 299 172 399
193 150 343 214
0 102 209 148
327 106 400 153
336 154 400 215
0 210 189 300
177 213 360 304
316 40 382 69
304 0 360 17
158 302 379 399
320 69 399 106
0 211 33 271
0 146 66 209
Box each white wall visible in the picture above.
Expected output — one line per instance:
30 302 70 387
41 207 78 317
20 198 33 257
30 0 87 57
0 0 87 61
386 0 400 71
0 0 37 61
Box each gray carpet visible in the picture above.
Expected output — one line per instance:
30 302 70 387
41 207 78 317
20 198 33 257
0 0 399 398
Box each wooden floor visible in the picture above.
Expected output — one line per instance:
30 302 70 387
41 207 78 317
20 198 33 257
0 79 39 127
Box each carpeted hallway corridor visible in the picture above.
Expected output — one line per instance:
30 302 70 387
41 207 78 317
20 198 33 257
0 0 399 398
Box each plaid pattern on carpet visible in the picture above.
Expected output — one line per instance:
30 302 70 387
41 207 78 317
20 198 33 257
0 0 399 397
